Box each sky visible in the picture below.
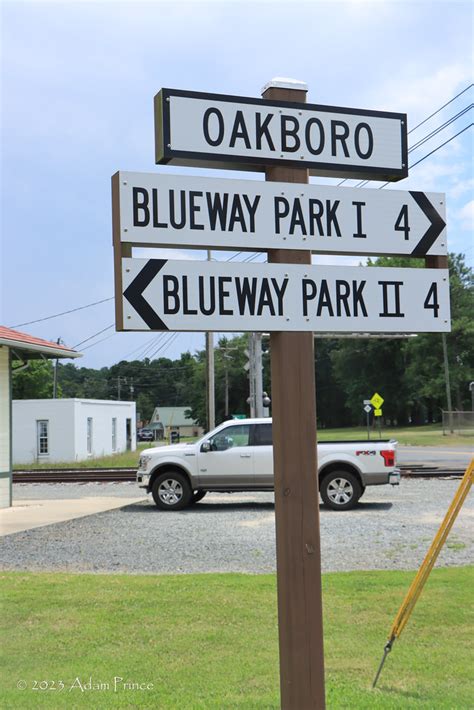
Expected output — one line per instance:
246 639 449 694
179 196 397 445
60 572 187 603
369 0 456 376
1 0 473 369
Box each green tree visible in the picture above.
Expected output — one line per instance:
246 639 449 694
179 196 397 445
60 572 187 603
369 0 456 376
12 360 55 398
329 253 473 425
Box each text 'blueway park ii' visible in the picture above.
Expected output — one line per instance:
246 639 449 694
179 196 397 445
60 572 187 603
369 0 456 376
120 259 450 334
113 172 446 257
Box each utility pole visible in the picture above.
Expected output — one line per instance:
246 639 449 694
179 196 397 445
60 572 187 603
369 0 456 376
206 250 215 431
254 333 264 417
117 376 126 400
442 333 453 433
248 333 270 417
219 342 238 418
53 337 62 398
247 333 256 417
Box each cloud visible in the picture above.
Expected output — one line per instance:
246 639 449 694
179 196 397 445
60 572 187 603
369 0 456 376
457 200 474 231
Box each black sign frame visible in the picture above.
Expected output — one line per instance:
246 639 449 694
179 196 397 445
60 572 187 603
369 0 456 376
154 87 408 181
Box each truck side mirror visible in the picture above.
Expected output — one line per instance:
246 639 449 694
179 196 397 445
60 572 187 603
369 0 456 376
200 441 212 453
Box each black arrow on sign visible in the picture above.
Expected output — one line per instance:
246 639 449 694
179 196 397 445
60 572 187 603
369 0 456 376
409 191 446 257
123 259 169 330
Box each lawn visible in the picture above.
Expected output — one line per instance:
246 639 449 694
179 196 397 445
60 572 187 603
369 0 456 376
316 423 473 447
12 442 160 470
0 567 472 708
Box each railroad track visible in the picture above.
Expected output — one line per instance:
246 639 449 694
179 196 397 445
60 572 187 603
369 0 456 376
13 468 136 483
12 465 466 484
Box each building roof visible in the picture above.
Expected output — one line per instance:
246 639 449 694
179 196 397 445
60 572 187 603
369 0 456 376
0 326 81 360
150 406 197 427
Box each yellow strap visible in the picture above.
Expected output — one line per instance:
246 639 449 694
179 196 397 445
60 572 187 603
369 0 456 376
388 458 473 642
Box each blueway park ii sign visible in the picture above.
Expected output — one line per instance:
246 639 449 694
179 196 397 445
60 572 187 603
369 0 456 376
154 88 408 181
118 258 450 334
112 171 446 257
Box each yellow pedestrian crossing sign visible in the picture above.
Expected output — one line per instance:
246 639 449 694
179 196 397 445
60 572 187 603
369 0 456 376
370 392 384 409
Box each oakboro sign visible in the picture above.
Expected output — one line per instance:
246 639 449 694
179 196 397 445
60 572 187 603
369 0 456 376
154 88 408 180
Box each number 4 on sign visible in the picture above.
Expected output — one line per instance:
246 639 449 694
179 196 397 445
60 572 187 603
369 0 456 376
424 283 440 317
394 205 410 240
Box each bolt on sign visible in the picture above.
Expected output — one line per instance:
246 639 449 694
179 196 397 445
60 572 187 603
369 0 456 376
118 258 450 334
112 171 446 257
154 88 408 181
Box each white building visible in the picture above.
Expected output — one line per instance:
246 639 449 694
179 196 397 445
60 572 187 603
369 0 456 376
13 398 136 464
0 326 81 508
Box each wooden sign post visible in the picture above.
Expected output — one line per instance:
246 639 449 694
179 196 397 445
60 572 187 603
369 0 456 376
263 79 326 709
113 76 449 710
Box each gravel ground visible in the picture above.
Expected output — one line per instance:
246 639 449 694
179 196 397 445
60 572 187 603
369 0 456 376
2 479 473 574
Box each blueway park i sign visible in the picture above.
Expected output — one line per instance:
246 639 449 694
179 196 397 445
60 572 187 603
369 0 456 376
112 171 446 257
154 88 408 181
118 258 450 334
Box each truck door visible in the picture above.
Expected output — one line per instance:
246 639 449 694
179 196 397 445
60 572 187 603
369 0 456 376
252 422 274 487
197 424 254 488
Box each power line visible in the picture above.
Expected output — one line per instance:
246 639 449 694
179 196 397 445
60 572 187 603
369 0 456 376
337 84 473 187
226 93 472 264
73 323 115 348
355 109 473 189
408 83 473 134
147 332 180 360
377 123 473 189
10 297 114 328
408 105 472 153
123 333 169 361
80 332 117 352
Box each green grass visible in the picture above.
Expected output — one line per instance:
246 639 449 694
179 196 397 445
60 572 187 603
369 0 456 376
1 567 472 708
13 442 169 470
316 423 473 447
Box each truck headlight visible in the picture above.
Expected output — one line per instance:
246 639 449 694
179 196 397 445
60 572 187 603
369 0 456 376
139 455 152 470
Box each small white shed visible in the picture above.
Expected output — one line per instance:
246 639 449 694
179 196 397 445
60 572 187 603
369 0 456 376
0 326 81 508
13 398 136 464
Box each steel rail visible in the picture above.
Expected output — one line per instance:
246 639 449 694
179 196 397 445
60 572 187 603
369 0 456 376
12 466 465 484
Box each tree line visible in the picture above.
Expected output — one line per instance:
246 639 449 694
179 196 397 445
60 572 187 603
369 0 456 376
13 254 473 429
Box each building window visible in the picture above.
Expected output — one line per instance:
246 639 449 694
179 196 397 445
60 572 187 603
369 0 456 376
112 418 117 452
36 420 49 456
87 417 93 455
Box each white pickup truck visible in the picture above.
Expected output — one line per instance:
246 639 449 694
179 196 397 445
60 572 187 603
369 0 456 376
137 418 400 511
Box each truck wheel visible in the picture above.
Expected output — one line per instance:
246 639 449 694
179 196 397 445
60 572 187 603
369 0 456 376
320 471 362 511
152 471 192 510
191 490 207 504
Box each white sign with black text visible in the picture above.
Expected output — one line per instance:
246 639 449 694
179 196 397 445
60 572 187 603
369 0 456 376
119 258 450 333
155 89 407 181
113 171 446 257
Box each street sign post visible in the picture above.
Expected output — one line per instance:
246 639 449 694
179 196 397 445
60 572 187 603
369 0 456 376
364 403 372 439
117 258 450 334
112 76 451 710
113 171 446 257
155 87 407 181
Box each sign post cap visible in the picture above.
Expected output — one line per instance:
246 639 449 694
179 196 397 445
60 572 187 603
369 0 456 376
261 77 308 93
